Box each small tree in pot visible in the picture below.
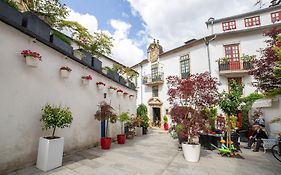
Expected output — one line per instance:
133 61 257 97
117 112 129 144
37 104 73 171
94 101 117 150
163 115 169 130
137 104 149 134
167 72 219 162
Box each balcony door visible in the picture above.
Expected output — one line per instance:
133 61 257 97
225 44 240 70
151 64 158 82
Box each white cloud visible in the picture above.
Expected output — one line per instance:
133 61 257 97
127 0 272 51
65 8 145 66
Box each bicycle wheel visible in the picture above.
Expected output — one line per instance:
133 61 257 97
272 144 281 162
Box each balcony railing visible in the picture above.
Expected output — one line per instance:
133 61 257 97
218 61 253 76
142 72 164 85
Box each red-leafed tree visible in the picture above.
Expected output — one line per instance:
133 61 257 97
249 28 281 96
168 72 219 143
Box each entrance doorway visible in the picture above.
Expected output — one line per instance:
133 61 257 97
153 108 161 127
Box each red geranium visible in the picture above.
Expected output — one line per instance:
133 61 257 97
109 86 117 90
117 89 123 93
96 82 106 86
82 75 92 80
123 92 128 95
21 49 42 60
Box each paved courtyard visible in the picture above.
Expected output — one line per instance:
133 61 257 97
7 128 281 175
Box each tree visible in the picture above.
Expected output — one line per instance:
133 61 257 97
249 28 281 96
167 72 219 143
219 81 243 147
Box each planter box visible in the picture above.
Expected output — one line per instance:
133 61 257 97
60 69 70 78
22 12 51 41
93 58 102 72
119 77 126 85
81 50 92 67
219 63 230 71
25 56 39 67
36 137 64 171
0 1 22 26
243 62 252 70
128 81 136 89
135 127 143 136
182 143 201 162
82 79 89 85
107 71 119 82
50 35 73 55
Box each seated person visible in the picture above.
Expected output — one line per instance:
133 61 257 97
245 124 268 152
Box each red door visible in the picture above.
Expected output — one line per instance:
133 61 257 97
224 44 240 70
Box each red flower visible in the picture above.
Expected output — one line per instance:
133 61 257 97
82 75 92 80
21 49 42 61
123 92 128 95
96 82 105 86
108 86 117 90
117 89 123 93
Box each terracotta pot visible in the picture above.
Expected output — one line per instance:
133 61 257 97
100 137 112 150
117 134 126 144
164 123 169 130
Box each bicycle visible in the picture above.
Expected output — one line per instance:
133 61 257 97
271 135 281 162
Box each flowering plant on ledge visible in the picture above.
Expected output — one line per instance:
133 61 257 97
21 49 42 60
123 92 128 95
81 75 93 80
129 95 134 98
117 89 123 93
108 86 117 90
96 82 106 86
60 66 72 72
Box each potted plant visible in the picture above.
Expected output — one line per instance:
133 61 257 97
123 92 128 96
117 89 123 95
163 115 169 131
96 81 106 90
60 66 72 78
108 86 117 93
117 112 130 144
132 116 143 136
241 54 255 70
137 104 149 135
21 49 42 67
81 75 92 85
94 101 117 150
218 57 230 71
37 104 73 171
129 95 134 99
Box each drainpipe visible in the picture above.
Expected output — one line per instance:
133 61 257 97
140 64 143 104
204 35 216 76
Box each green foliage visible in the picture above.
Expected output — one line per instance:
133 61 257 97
175 123 184 134
137 104 149 128
4 0 19 10
41 104 73 138
118 112 130 123
94 101 116 123
219 81 243 116
112 64 138 80
53 30 72 45
163 115 168 123
240 54 256 63
87 32 113 57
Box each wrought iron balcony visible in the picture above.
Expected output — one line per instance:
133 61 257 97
142 72 164 85
218 61 253 76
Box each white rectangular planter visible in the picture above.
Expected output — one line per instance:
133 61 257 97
25 56 39 67
36 137 64 171
135 127 143 136
82 79 89 85
60 69 70 78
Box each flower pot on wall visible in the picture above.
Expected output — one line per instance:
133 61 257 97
36 137 64 171
22 12 51 41
0 1 22 26
25 56 39 67
100 137 112 150
135 127 143 136
82 79 89 85
182 143 201 162
97 84 105 90
50 34 73 55
60 69 70 78
117 134 126 144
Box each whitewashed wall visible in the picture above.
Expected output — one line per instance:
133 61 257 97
0 21 136 173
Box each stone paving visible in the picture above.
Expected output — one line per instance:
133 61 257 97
6 128 281 175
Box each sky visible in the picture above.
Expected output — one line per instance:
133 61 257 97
61 0 272 66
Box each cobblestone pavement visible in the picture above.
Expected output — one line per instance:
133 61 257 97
6 128 281 175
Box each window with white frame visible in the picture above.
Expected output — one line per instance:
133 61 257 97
180 54 190 79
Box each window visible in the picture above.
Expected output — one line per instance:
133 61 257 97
222 20 236 31
271 11 281 23
224 44 240 70
244 16 260 27
151 64 158 81
180 54 190 79
152 85 158 97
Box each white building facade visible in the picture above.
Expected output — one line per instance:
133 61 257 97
132 5 281 125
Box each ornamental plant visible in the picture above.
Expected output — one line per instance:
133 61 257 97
123 92 128 95
129 95 134 98
60 66 72 72
167 72 219 144
163 115 168 124
117 89 123 93
81 75 92 80
41 104 73 139
108 86 117 90
21 49 42 60
96 81 105 86
137 104 149 129
118 112 130 134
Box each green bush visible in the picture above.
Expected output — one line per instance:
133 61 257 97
118 112 130 134
163 115 168 123
41 104 73 138
137 104 149 128
4 0 20 11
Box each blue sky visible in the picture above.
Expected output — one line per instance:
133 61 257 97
60 0 272 66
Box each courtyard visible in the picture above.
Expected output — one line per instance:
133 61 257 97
7 128 281 175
